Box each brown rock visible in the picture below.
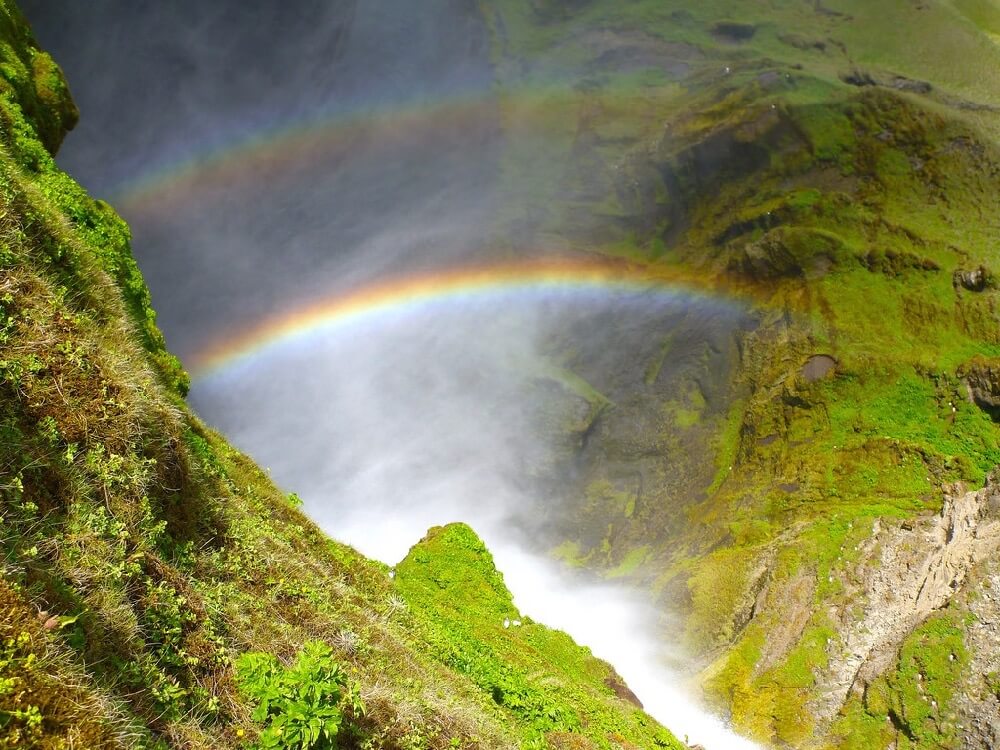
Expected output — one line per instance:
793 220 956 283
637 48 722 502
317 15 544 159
603 672 643 708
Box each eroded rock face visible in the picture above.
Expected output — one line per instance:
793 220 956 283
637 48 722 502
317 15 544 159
811 474 1000 731
603 672 643 708
956 565 1000 749
959 357 1000 421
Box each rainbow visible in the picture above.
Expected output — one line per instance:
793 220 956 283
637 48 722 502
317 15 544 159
115 86 585 212
189 256 734 380
113 81 673 213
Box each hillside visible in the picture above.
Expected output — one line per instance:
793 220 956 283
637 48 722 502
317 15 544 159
477 1 1000 748
0 2 685 749
6 1 1000 749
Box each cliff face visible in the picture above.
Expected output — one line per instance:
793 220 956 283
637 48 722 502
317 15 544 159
0 4 682 749
479 2 1000 747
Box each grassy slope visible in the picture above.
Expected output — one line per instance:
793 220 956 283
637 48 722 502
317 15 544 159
0 3 684 749
484 1 1000 748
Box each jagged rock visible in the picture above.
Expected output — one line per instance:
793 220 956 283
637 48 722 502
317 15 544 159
890 75 933 94
842 69 877 87
956 565 1000 750
728 227 846 282
728 234 803 279
810 473 1000 728
954 265 993 291
959 356 1000 420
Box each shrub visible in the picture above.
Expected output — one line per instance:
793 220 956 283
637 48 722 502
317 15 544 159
235 641 362 750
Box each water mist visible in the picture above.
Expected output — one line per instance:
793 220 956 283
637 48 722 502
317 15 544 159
191 286 761 750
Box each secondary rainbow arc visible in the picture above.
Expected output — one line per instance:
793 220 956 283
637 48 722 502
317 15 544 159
115 85 595 211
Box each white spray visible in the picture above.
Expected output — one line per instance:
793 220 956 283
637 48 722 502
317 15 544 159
192 290 762 750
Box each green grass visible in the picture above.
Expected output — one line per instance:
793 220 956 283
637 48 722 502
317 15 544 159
0 5 687 748
394 524 682 750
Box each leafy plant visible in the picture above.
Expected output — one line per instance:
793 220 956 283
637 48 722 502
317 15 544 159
0 632 43 748
235 641 361 750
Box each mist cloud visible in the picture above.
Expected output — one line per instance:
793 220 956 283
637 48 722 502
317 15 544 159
192 288 759 750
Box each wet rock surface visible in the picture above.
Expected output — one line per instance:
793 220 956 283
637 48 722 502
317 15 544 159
801 354 837 382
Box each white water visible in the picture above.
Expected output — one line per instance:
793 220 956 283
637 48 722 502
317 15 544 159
333 514 761 750
192 295 762 750
494 544 763 750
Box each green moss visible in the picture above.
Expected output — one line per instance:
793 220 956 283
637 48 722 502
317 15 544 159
395 524 683 749
831 612 968 750
684 546 756 651
793 103 857 166
606 546 650 578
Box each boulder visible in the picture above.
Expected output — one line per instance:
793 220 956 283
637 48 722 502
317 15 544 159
953 266 992 292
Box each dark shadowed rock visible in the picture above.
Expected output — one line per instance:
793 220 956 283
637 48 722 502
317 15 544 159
954 265 993 292
603 672 643 708
959 357 1000 421
711 21 756 42
841 69 877 87
890 75 933 94
728 235 803 279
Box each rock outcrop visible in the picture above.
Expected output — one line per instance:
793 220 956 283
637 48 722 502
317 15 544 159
812 473 1000 726
960 357 1000 421
953 266 992 292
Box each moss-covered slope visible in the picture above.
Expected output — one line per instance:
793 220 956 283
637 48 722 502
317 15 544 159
0 3 683 749
480 2 1000 748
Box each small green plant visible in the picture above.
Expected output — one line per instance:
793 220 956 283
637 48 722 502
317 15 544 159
0 632 43 747
235 640 361 749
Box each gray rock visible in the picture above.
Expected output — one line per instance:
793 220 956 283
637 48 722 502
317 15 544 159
954 266 992 292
